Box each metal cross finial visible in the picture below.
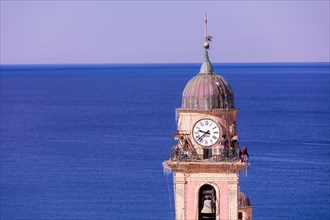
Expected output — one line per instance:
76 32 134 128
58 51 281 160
204 11 213 49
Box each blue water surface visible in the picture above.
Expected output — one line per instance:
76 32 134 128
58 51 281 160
1 63 329 219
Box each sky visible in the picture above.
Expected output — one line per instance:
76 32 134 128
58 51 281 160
1 0 329 64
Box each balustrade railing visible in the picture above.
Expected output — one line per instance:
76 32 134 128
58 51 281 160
170 146 240 162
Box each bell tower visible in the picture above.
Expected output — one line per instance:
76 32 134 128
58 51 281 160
163 13 253 220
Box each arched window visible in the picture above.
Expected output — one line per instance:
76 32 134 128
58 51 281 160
199 184 216 220
238 211 243 220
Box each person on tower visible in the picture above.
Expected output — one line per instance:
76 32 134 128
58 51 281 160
239 147 249 163
171 146 180 160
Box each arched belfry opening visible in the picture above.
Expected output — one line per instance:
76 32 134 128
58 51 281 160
199 184 216 220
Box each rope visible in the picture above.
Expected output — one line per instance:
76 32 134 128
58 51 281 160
163 164 172 175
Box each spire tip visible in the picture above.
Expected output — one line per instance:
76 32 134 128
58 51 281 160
204 11 212 49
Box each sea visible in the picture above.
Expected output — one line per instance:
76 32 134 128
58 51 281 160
1 63 329 220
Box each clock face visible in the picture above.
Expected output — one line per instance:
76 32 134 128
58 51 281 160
192 119 221 147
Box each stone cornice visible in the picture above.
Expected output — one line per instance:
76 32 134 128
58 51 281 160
163 160 247 173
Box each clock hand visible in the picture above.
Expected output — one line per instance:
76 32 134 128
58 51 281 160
197 130 210 141
198 130 210 134
197 133 207 141
199 130 210 135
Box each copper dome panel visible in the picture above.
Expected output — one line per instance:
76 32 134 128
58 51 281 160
182 73 234 110
238 192 252 208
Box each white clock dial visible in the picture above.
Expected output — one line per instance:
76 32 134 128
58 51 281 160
192 119 221 147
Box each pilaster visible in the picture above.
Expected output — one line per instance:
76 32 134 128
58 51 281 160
174 173 186 220
228 181 238 220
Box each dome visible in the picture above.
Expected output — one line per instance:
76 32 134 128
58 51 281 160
238 192 252 208
182 51 234 110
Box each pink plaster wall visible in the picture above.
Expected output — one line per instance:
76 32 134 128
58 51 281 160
185 182 198 220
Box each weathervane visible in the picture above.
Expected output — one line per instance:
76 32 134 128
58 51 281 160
204 11 213 50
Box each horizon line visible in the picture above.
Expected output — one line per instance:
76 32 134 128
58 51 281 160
1 61 330 67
